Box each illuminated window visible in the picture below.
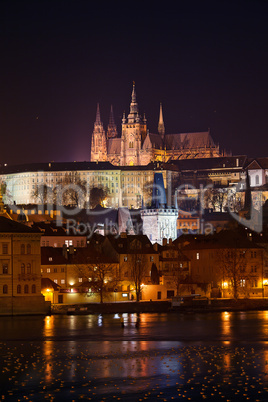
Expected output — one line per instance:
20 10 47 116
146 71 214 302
47 268 51 273
61 279 65 284
2 264 8 274
196 253 200 260
79 278 83 282
54 279 58 284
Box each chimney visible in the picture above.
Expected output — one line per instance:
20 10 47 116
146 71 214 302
168 238 172 245
162 238 167 246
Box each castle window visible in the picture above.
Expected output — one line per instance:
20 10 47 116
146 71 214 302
24 284 29 294
21 244 25 254
3 284 8 294
27 244 31 254
2 243 8 255
17 284 21 294
27 263 31 274
21 263 25 274
2 264 8 274
31 284 36 294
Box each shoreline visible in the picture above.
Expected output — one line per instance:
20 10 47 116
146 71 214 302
51 298 268 315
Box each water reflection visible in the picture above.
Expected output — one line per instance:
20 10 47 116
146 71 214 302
2 312 268 400
221 311 231 339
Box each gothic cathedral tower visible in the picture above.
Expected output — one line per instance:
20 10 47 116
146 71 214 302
120 83 147 166
91 104 107 162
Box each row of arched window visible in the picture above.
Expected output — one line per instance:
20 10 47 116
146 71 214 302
17 284 36 294
21 263 32 274
21 244 32 254
1 284 36 294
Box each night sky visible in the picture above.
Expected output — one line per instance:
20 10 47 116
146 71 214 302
1 0 268 166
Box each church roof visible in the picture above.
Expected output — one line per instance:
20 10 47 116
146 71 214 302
145 133 164 149
164 131 215 150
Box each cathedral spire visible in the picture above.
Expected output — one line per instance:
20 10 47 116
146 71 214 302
107 105 118 139
128 82 139 123
91 103 107 162
131 81 137 103
158 103 165 139
95 103 102 126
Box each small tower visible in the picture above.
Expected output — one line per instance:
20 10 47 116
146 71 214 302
141 173 178 244
107 105 118 139
158 103 165 139
90 104 107 162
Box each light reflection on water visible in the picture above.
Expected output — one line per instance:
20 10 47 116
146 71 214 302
1 311 268 400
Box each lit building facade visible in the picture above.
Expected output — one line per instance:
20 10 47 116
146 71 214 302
0 216 49 315
90 83 222 166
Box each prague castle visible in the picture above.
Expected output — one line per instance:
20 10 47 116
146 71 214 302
90 83 221 166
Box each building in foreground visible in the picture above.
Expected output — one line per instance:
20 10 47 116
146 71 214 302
0 216 50 315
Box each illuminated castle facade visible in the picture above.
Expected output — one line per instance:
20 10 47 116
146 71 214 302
90 83 221 166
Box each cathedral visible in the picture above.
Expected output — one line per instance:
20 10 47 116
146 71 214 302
90 83 221 166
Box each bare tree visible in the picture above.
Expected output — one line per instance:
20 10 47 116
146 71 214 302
89 185 109 208
128 251 148 301
76 259 118 303
216 248 259 299
58 172 87 207
0 181 13 204
142 180 154 206
32 184 54 204
203 187 227 212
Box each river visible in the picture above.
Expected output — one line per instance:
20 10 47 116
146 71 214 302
1 311 268 401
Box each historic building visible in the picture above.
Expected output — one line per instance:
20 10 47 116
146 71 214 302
0 216 49 315
90 83 222 166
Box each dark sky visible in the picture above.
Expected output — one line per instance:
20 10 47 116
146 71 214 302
1 0 268 165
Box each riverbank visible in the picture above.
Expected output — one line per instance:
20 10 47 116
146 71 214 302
51 298 268 315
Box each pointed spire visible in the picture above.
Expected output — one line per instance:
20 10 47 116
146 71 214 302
128 82 139 123
131 81 136 103
107 105 118 139
94 103 102 127
158 103 165 139
108 105 115 126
